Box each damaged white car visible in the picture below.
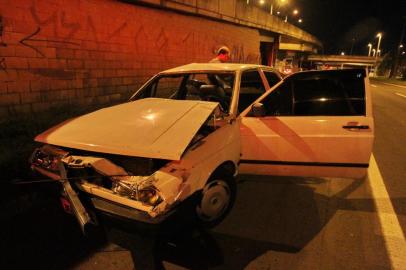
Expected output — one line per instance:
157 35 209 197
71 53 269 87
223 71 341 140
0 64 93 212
30 63 374 232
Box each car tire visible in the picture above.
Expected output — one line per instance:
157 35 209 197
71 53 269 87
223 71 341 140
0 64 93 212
194 170 236 228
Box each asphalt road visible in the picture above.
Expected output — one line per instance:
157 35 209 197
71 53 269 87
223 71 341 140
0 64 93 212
369 80 406 237
1 80 405 270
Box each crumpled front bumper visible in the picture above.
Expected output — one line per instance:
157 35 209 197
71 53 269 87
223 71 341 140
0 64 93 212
32 163 174 228
90 197 173 225
30 145 186 232
31 163 93 233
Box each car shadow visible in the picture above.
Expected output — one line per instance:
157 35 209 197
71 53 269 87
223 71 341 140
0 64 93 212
0 183 108 269
2 174 393 269
102 174 378 269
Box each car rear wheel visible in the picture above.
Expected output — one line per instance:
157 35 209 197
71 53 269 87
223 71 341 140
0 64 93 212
195 172 236 228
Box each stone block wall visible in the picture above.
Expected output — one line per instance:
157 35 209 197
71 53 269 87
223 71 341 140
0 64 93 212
0 0 260 117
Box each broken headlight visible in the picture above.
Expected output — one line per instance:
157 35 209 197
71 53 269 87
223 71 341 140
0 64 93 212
30 145 68 173
112 176 162 206
137 187 161 206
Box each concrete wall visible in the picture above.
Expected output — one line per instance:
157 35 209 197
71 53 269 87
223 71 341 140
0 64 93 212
0 0 260 117
134 0 321 47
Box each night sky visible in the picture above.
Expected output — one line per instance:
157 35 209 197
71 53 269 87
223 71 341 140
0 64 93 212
284 0 406 55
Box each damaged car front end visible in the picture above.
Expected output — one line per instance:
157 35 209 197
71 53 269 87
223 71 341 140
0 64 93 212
30 98 240 232
31 147 181 231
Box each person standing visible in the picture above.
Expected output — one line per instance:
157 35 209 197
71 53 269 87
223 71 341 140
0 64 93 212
210 46 231 63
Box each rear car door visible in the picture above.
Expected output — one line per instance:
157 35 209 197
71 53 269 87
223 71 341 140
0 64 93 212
238 69 374 178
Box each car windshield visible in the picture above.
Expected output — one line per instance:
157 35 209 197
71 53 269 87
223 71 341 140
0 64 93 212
130 72 236 113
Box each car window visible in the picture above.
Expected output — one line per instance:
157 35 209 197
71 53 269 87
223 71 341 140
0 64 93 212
260 81 293 116
246 69 366 117
263 71 281 88
131 72 235 113
148 75 186 99
292 74 365 116
238 70 266 113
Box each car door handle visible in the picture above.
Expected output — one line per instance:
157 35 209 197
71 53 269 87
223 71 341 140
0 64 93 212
342 125 370 130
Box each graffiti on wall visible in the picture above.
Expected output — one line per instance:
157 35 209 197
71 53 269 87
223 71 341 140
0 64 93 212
20 26 81 58
0 15 7 72
0 0 260 76
28 0 258 62
0 57 6 72
0 15 6 47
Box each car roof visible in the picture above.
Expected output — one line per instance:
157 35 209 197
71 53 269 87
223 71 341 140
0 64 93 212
161 63 274 73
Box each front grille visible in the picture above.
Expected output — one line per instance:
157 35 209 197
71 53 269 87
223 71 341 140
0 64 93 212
60 148 170 176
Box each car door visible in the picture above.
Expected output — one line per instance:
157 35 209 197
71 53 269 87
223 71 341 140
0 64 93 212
238 69 374 179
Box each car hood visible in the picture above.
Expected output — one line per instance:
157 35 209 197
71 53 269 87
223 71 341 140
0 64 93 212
35 98 219 160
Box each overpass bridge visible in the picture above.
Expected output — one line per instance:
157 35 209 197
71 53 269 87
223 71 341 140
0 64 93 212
131 0 322 65
307 55 382 68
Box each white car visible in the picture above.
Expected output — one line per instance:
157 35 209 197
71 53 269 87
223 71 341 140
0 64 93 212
30 63 374 232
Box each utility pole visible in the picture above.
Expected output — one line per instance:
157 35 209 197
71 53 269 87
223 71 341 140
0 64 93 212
390 16 406 78
350 38 355 55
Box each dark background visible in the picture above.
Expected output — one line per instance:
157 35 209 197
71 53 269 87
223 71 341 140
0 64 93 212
270 0 406 55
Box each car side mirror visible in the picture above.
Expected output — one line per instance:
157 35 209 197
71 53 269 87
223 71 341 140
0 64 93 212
251 103 265 117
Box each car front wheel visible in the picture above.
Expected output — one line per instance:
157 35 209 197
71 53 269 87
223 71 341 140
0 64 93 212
195 172 236 228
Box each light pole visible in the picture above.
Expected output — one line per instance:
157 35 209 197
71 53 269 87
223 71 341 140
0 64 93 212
376 33 382 59
350 38 355 55
390 17 406 78
271 0 287 15
368 43 372 56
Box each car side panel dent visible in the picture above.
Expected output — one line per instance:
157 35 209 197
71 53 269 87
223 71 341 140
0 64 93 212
171 121 241 194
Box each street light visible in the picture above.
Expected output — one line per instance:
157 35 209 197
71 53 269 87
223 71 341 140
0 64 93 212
376 33 382 59
372 48 376 57
285 7 299 22
341 51 345 56
298 18 303 23
367 43 372 56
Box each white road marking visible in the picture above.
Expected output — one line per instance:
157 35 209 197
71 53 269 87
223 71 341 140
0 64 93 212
368 154 406 270
379 82 406 89
395 92 406 99
370 84 377 87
